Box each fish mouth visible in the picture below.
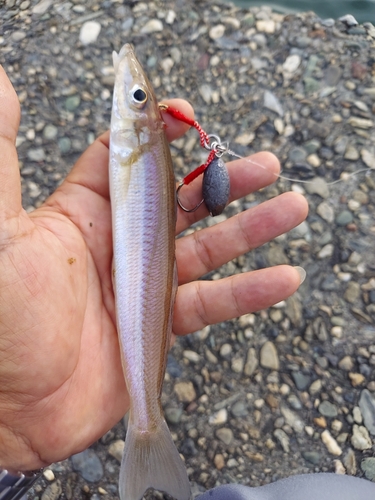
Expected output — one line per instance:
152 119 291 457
118 43 135 59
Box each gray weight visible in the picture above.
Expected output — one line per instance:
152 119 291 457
202 157 230 216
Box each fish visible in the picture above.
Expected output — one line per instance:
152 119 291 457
109 44 191 500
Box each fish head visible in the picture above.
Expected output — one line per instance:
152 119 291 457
111 44 161 132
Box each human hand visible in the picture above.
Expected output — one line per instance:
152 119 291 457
0 66 307 472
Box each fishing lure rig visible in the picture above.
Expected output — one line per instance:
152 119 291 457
160 104 375 217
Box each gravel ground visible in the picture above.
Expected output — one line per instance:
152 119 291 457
1 0 375 499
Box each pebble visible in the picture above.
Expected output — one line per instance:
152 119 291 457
344 282 360 303
71 449 104 482
280 404 304 433
43 124 58 140
347 117 373 129
305 177 329 198
165 407 183 425
302 451 321 465
183 350 200 363
321 430 342 456
79 21 101 45
274 429 290 452
336 210 353 226
209 408 227 425
174 381 196 403
42 469 55 481
216 427 233 445
317 244 334 259
317 202 334 223
108 439 125 462
256 20 276 33
338 356 354 371
260 341 279 370
209 25 225 40
292 371 311 391
263 90 284 116
220 343 232 358
244 347 258 376
65 96 81 111
361 457 375 481
282 54 301 74
27 148 46 162
361 149 375 169
32 0 52 14
351 424 372 450
58 137 72 154
349 372 365 387
344 448 357 475
214 454 225 470
318 401 338 418
359 389 375 435
140 19 163 34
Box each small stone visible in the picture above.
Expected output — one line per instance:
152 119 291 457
292 371 311 391
140 19 163 34
351 424 372 450
165 407 183 425
160 57 174 75
71 449 104 482
317 202 334 223
347 117 373 129
231 401 248 418
216 427 233 445
344 145 359 161
165 10 176 24
283 54 301 74
231 357 244 373
361 457 375 481
256 20 276 33
361 149 375 169
302 451 321 465
338 356 354 371
344 282 360 303
43 124 58 140
314 416 327 428
108 440 125 462
65 96 81 111
305 177 329 198
79 21 101 45
344 448 357 475
234 132 255 146
307 154 321 167
349 372 365 387
274 429 290 452
227 458 238 468
183 350 200 363
321 430 342 456
319 401 338 418
244 347 258 376
264 90 284 116
353 406 363 424
289 147 307 163
42 469 55 481
209 25 225 40
309 379 322 395
260 341 279 370
339 14 358 26
359 389 375 435
32 0 52 14
199 84 213 105
11 31 27 42
209 408 227 425
58 137 71 154
214 454 225 470
174 381 196 403
331 420 343 433
220 343 232 358
334 460 346 474
336 210 353 226
41 480 62 500
27 148 45 162
280 404 304 433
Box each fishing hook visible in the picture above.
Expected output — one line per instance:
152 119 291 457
176 182 205 213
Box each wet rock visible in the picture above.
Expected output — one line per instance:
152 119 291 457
344 282 360 303
361 457 375 481
216 427 233 445
27 148 46 162
244 347 258 376
165 407 183 425
302 451 321 465
140 19 163 34
292 371 311 391
321 430 342 456
336 210 353 226
305 177 329 198
263 90 284 116
351 424 372 450
338 355 354 371
209 408 227 425
274 429 290 452
343 448 357 475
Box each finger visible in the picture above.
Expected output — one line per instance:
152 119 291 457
175 152 280 234
0 66 22 221
173 265 302 336
57 99 193 201
176 191 308 284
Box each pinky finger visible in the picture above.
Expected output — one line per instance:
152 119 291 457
172 265 304 336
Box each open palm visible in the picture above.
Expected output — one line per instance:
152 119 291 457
0 67 308 472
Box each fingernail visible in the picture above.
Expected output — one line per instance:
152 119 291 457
294 266 306 285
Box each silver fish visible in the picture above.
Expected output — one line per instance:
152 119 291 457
109 44 191 500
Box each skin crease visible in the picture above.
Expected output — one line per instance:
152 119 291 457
0 65 308 472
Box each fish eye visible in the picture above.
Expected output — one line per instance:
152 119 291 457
130 85 148 107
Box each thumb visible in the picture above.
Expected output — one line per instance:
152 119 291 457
0 65 22 225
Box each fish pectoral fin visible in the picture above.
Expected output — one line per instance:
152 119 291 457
119 418 191 500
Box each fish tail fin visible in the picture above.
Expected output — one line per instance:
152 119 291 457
119 417 191 500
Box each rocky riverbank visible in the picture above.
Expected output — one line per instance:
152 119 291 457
1 0 375 498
